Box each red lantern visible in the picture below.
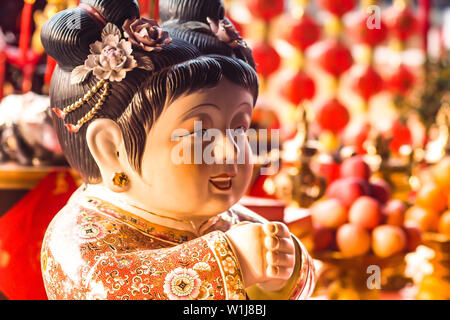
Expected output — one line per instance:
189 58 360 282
347 12 388 47
317 0 357 17
316 98 350 134
383 120 412 153
245 0 284 21
384 6 418 42
350 65 384 101
288 14 321 51
317 39 353 78
387 65 415 96
252 42 281 78
282 71 316 105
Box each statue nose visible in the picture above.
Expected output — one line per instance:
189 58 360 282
212 134 239 163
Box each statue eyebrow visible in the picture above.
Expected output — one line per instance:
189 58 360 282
179 103 220 121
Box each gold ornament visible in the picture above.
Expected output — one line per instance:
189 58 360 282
112 172 130 188
52 80 110 133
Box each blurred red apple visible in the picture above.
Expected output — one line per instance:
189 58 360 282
326 177 371 208
370 179 391 204
313 160 341 185
404 225 422 252
311 199 348 229
382 199 406 227
372 225 407 258
336 223 371 257
340 156 371 181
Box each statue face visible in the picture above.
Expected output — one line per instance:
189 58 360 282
128 78 255 218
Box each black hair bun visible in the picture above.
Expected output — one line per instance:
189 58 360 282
159 0 225 24
159 0 255 68
41 0 139 71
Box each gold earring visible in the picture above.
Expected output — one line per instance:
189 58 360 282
112 172 129 188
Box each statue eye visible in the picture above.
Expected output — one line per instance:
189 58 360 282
190 129 209 139
235 126 248 134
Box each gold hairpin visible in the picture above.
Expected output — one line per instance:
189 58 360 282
52 80 110 133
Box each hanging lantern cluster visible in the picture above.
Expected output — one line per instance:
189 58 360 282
245 0 284 82
282 0 320 106
313 0 357 141
346 0 386 109
384 0 417 99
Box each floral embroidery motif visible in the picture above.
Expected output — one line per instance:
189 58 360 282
222 256 236 275
77 222 105 242
197 281 215 300
193 261 211 272
205 232 247 300
163 267 202 300
116 257 132 269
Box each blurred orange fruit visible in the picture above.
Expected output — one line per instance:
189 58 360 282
372 225 407 258
336 223 371 257
415 183 447 213
438 211 450 236
404 206 439 232
431 157 450 194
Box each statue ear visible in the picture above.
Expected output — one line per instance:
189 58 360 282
86 119 130 192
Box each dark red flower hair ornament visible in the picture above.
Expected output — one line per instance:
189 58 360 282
206 17 248 49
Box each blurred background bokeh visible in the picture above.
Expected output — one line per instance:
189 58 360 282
0 0 449 300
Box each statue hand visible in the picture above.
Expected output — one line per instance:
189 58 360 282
258 222 296 291
225 222 295 289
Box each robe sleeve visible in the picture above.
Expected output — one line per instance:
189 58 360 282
81 231 248 300
245 235 316 300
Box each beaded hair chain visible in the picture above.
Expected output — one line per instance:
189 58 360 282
52 80 109 133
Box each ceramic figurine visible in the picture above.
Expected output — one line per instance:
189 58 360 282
40 0 315 300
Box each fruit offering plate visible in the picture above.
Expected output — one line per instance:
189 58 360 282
310 250 411 299
312 250 406 269
422 232 450 248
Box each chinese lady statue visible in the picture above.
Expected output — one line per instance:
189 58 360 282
40 0 315 300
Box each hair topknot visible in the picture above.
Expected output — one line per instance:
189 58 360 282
159 0 225 24
159 0 255 68
41 0 139 71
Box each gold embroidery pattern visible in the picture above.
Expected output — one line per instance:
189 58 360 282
85 197 196 245
205 231 247 300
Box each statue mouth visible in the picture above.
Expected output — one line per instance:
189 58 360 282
209 176 232 190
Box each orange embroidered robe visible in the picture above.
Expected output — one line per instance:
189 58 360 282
41 190 315 300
